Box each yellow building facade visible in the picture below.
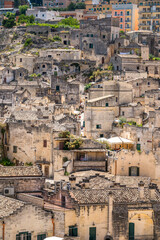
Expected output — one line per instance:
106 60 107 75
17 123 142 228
139 0 160 32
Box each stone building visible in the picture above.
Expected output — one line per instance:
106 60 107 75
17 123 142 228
51 75 80 105
0 66 28 84
0 194 53 239
84 80 133 138
0 165 44 196
79 17 120 65
54 138 107 173
11 54 37 74
6 110 80 178
43 174 160 240
111 53 160 78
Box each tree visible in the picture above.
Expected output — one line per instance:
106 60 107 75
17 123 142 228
67 2 76 11
2 13 16 28
19 5 29 15
60 16 79 27
18 14 35 24
14 0 20 8
76 2 86 9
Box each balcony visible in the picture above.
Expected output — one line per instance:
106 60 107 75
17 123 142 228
73 159 106 171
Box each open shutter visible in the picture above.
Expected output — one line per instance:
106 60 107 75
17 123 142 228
28 233 31 240
73 227 78 236
16 234 19 240
137 167 139 176
129 167 131 176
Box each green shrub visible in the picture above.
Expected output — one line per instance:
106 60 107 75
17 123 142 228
59 131 70 138
0 158 15 166
53 36 62 42
64 138 83 150
2 13 16 28
25 162 33 166
64 171 69 176
24 38 32 47
63 157 68 163
85 83 92 91
19 5 29 15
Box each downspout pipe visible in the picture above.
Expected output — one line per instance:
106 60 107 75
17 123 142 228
2 221 5 240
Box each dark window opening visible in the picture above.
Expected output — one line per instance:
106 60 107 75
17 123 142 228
13 146 17 153
129 167 139 176
69 226 78 237
61 195 66 207
43 140 47 147
56 85 60 91
37 234 46 240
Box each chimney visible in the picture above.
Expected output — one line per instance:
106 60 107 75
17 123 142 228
83 178 89 189
149 183 157 200
69 175 76 189
107 191 113 236
138 181 145 199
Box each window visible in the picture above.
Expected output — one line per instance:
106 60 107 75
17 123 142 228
136 83 138 86
48 55 52 58
100 134 104 138
106 102 109 107
127 11 130 15
42 64 45 68
20 58 22 62
148 82 150 86
116 97 118 102
120 11 123 16
61 195 66 207
96 124 101 129
19 73 22 77
129 166 139 176
103 35 105 39
43 140 47 147
69 226 78 237
13 146 17 153
137 143 141 151
122 111 124 116
120 24 123 28
120 18 123 22
37 234 46 240
115 11 117 16
44 166 49 177
56 85 60 91
89 43 93 49
91 34 93 37
137 66 139 70
16 232 31 240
